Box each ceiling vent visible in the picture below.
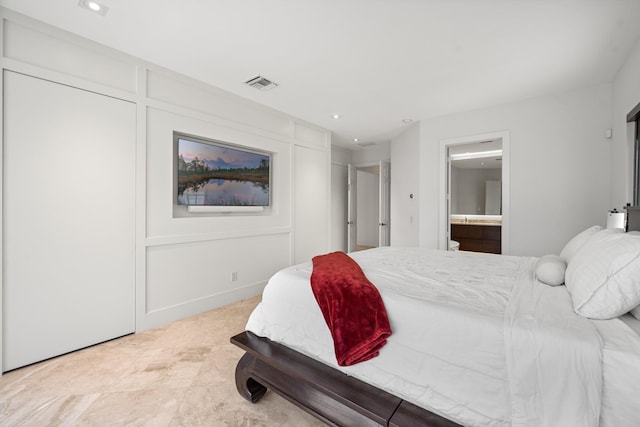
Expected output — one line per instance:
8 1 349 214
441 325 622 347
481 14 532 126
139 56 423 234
357 141 376 147
245 76 278 91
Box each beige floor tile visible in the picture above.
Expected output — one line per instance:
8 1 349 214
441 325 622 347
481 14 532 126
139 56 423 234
0 296 328 426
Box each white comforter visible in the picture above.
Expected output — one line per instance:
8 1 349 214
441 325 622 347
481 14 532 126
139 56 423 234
246 247 637 426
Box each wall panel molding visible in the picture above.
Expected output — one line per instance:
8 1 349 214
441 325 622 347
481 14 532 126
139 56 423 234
293 121 330 149
3 18 137 93
145 233 290 313
145 228 291 247
147 69 292 138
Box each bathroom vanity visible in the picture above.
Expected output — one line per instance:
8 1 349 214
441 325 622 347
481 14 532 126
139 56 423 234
450 215 502 254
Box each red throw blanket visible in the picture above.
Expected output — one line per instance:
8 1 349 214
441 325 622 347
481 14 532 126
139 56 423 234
310 251 392 366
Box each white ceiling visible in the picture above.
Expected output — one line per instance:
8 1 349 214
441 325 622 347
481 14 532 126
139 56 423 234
2 0 640 150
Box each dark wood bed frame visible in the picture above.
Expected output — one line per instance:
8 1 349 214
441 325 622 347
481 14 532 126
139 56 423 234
231 331 461 427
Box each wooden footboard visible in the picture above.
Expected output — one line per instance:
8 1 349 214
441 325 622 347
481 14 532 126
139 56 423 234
231 331 461 427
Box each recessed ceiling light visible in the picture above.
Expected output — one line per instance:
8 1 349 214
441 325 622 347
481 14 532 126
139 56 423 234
332 114 341 119
78 0 109 16
353 138 359 142
402 118 413 124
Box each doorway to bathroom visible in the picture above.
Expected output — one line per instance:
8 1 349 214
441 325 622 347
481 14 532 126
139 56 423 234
439 131 510 254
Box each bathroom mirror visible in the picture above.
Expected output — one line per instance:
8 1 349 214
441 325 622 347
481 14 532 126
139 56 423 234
449 140 502 216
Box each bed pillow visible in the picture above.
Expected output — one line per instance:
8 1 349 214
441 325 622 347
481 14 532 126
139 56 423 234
631 305 640 320
559 225 602 264
535 254 566 286
565 232 640 319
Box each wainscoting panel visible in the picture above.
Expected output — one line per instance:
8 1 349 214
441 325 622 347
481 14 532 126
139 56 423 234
145 233 290 314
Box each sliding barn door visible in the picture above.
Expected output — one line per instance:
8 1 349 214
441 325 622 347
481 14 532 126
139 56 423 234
2 71 136 371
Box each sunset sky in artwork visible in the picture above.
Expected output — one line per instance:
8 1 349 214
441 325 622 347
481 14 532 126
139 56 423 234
179 138 268 170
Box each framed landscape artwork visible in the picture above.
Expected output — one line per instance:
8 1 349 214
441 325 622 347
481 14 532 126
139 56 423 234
175 132 271 208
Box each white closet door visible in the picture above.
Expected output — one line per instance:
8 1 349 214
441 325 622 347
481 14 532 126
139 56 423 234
3 71 136 371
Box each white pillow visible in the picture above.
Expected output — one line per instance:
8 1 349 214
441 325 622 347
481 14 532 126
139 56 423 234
560 225 602 264
584 227 624 245
535 254 566 286
565 232 640 319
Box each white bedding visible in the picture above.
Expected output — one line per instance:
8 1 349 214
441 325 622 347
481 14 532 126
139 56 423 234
593 315 640 426
245 247 640 426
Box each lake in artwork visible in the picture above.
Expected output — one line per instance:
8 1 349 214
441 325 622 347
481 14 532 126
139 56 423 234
178 178 269 206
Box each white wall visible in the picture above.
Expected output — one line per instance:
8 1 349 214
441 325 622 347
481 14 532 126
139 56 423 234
390 123 420 246
611 39 640 208
402 84 613 257
332 145 353 165
391 39 640 256
351 142 391 164
293 145 331 264
0 6 331 365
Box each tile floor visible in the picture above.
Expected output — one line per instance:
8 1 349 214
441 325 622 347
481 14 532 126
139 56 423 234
0 296 326 426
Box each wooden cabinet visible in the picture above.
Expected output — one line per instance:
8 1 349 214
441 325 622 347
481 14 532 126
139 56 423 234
627 206 640 232
451 224 501 254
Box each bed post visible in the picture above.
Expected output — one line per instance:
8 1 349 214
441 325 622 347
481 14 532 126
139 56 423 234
235 352 268 403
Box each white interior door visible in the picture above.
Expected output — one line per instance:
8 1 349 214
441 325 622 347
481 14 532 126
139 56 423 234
347 164 357 252
446 147 452 246
378 161 390 246
330 164 348 252
3 71 136 371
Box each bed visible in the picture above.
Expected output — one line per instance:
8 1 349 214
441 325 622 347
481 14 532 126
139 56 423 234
231 227 640 426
